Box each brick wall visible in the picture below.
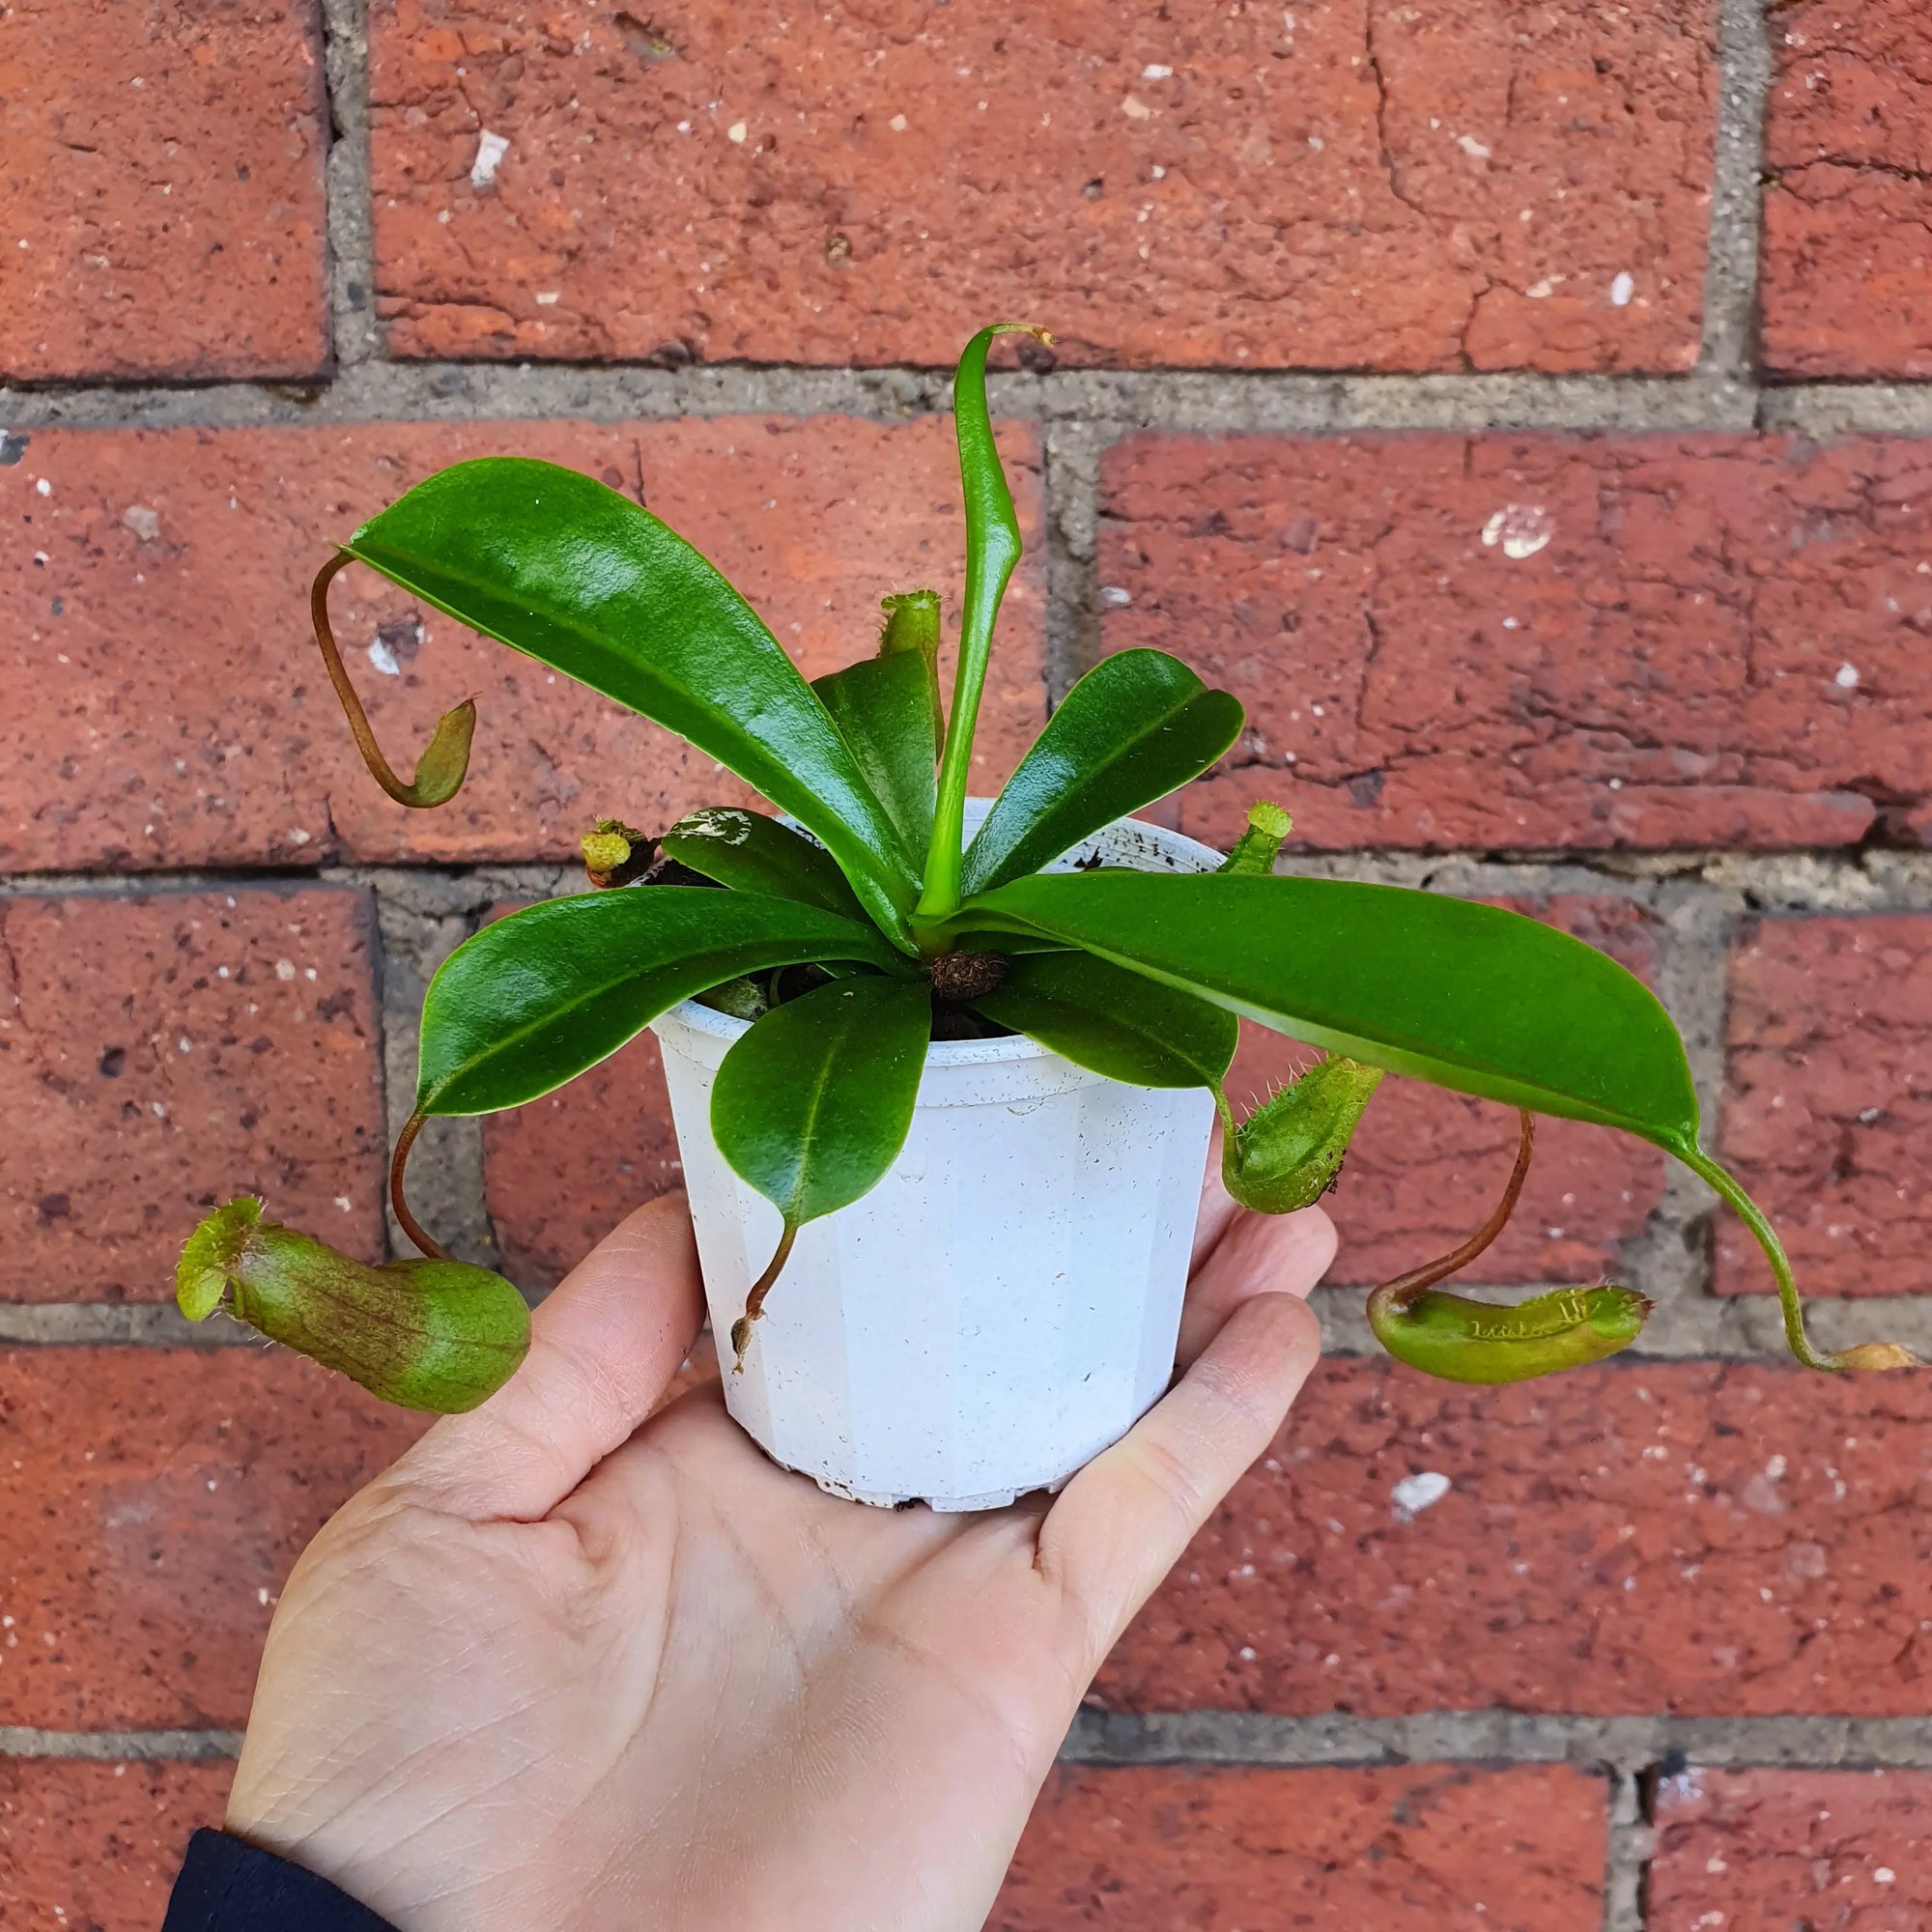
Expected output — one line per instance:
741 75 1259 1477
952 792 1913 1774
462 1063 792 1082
6 3 1932 1926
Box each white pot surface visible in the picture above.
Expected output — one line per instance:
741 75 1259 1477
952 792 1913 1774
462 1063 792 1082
650 804 1222 1511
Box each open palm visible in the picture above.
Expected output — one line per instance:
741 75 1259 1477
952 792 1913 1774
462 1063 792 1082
225 1172 1332 1932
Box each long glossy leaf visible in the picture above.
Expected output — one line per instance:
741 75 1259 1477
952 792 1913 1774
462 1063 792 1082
963 872 1699 1145
711 976 931 1225
918 324 1047 923
344 457 917 948
661 808 867 920
811 653 937 860
973 950 1236 1089
418 888 899 1116
961 649 1244 898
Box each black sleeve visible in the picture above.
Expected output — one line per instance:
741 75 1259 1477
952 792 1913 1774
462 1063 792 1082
162 1829 402 1932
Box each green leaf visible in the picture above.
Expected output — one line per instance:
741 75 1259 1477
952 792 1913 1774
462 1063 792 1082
712 972 933 1365
661 808 867 920
960 649 1244 898
972 951 1236 1089
917 324 1049 924
962 871 1700 1144
418 888 900 1117
811 653 938 860
711 975 932 1232
343 457 918 948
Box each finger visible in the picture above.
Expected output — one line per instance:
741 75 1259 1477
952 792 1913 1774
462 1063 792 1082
1190 1118 1241 1269
1038 1289 1321 1668
1178 1201 1335 1369
388 1193 706 1521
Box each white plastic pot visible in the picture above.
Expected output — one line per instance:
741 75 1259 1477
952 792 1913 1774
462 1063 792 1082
650 805 1222 1512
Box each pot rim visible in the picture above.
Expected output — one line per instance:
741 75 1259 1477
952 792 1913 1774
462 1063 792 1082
657 804 1224 1066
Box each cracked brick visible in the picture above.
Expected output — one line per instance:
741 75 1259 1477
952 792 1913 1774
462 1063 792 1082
0 0 328 382
0 1347 426 1729
1651 1768 1932 1931
1716 915 1932 1298
1099 433 1932 851
995 1764 1606 1930
1096 1358 1932 1718
367 0 1714 372
0 419 1045 870
0 889 385 1303
1763 4 1932 378
0 1759 228 1929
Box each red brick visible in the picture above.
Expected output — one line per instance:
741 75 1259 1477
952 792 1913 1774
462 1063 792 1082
0 0 328 382
0 1348 425 1728
1095 1358 1932 1718
1652 1768 1932 1931
485 1025 682 1293
367 0 1713 373
0 1757 228 1927
995 1764 1606 1931
0 890 384 1304
1230 896 1665 1287
1716 917 1932 1299
1 418 1045 871
1762 7 1932 379
1100 433 1932 851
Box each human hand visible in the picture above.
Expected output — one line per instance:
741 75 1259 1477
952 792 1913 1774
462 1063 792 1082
224 1161 1334 1932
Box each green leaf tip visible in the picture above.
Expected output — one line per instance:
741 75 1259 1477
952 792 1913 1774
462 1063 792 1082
1218 1056 1381 1214
176 1196 530 1413
312 553 476 810
919 323 1053 925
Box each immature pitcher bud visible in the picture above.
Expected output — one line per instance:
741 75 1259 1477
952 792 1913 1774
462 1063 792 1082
1217 801 1293 877
581 818 656 889
177 1198 530 1413
1221 1055 1381 1213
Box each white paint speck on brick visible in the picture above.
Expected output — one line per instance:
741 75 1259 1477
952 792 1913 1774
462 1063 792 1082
470 130 510 188
1481 504 1556 560
1610 270 1635 306
1391 1471 1451 1520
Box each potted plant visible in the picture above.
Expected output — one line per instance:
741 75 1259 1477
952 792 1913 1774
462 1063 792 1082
179 324 1915 1512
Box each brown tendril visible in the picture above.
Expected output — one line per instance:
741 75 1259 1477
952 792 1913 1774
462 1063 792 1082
388 1108 451 1262
312 552 475 809
1368 1109 1535 1322
729 1223 799 1372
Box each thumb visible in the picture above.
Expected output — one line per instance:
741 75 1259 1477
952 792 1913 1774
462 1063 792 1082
1036 1288 1321 1671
